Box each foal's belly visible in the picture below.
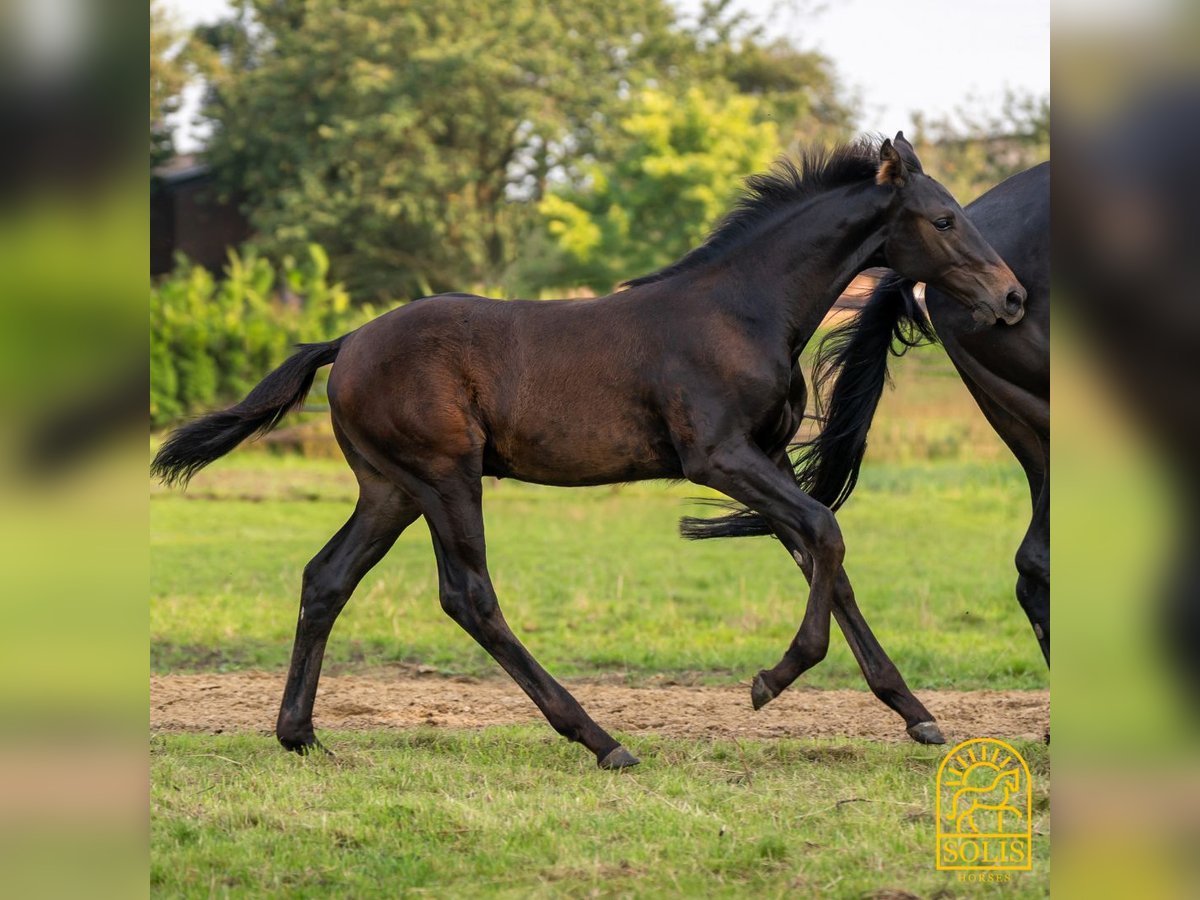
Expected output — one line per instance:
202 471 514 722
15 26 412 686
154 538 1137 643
481 417 684 487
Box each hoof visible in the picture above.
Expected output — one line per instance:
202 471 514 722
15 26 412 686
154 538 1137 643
598 746 640 770
751 673 777 711
907 721 946 745
279 734 333 756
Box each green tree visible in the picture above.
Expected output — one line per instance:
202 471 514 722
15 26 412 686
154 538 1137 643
150 245 353 426
691 0 855 151
201 0 697 301
195 0 854 301
150 1 187 166
534 86 779 292
150 0 215 167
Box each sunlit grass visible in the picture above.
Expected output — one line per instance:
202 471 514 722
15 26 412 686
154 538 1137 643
150 337 1050 897
152 730 1050 898
151 455 1043 690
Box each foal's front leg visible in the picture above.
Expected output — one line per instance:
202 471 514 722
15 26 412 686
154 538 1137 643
685 440 940 741
682 440 845 691
759 514 943 743
758 526 942 742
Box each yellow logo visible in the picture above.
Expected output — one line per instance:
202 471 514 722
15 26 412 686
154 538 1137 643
935 738 1032 871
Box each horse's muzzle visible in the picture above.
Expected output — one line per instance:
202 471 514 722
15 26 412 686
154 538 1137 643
1000 286 1026 325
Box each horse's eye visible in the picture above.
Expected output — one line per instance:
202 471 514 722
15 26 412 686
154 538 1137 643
934 216 954 231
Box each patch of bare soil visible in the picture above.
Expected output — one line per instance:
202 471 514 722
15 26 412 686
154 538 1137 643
151 670 1048 743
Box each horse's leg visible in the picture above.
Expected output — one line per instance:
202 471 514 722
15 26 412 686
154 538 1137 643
827 572 944 743
762 520 942 744
416 475 636 769
686 440 940 741
681 443 840 700
741 391 838 706
1015 469 1050 665
276 479 420 753
748 531 832 707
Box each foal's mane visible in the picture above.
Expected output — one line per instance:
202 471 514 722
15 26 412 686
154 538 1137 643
622 137 882 289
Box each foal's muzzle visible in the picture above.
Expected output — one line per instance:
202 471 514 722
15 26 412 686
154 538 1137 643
1000 285 1027 325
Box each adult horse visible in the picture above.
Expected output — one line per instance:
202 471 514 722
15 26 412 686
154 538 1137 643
686 162 1050 674
152 135 1025 769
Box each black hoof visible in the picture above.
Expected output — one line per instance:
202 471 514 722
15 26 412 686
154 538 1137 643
751 673 777 710
907 721 946 745
279 734 333 756
598 746 640 770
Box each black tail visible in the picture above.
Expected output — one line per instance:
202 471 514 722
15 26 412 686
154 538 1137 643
151 337 346 487
792 276 936 511
680 275 936 540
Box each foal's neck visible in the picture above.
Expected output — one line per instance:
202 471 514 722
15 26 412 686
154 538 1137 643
753 183 891 358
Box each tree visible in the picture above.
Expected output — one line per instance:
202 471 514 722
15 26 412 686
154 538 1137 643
195 0 854 301
201 0 698 300
150 0 214 167
150 1 187 166
534 86 779 292
691 0 855 151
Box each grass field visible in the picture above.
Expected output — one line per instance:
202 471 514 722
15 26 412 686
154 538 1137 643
150 339 1049 896
151 459 1042 691
152 730 1049 898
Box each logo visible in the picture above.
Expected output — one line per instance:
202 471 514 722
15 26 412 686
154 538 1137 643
936 738 1032 871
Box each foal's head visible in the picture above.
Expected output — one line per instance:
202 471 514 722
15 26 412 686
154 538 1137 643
876 132 1026 326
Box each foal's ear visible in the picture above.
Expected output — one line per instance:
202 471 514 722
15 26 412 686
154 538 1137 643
893 131 924 173
876 138 909 187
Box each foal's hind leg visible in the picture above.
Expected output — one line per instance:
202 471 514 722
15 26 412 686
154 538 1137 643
276 478 420 753
411 474 636 769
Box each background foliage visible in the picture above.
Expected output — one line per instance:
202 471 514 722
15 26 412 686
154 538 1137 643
910 89 1050 203
150 246 356 426
150 0 1048 423
535 87 780 292
150 0 216 167
186 0 853 301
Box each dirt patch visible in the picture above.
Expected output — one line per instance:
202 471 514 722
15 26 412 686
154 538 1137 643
151 670 1048 743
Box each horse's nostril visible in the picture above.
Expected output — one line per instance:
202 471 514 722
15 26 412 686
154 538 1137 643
1005 290 1025 314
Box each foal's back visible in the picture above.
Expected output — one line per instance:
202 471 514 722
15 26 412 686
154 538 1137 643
327 291 705 486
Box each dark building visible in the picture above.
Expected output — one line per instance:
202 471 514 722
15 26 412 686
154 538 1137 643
151 156 251 276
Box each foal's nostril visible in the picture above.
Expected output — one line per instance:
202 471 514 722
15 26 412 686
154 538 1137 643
1005 289 1025 315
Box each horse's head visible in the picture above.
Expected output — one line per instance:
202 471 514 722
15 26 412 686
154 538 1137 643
876 132 1026 326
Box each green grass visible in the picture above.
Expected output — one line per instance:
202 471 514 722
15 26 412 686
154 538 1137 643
151 339 1040 688
151 730 1049 898
151 338 1050 896
150 456 1043 690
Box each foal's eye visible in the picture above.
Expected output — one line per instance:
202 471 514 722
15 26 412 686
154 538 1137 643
933 216 954 231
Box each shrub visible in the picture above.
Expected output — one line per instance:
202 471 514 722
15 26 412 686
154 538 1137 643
151 245 354 428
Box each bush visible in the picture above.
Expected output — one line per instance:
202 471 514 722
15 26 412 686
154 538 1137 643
151 245 354 428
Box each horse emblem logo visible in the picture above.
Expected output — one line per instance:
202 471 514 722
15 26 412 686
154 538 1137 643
936 738 1032 871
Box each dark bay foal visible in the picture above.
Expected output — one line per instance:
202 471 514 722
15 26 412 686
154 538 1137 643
153 134 1024 768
